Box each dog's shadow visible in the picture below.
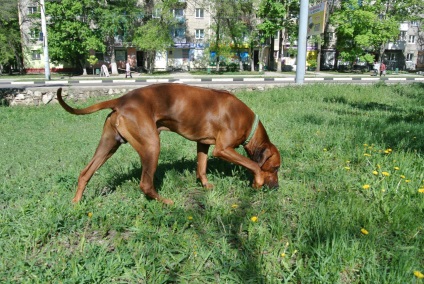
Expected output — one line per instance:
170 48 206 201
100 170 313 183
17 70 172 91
102 156 250 198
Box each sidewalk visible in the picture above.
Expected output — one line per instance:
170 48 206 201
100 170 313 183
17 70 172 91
1 70 422 84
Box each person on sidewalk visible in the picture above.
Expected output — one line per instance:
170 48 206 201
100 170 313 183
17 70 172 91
100 64 109 77
125 61 132 78
373 61 380 76
380 62 386 77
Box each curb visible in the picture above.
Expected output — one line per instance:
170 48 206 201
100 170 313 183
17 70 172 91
2 77 424 85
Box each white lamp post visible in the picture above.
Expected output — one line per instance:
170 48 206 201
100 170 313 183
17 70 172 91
40 0 51 80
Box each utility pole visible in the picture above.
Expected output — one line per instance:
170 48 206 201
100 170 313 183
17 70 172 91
295 0 309 84
40 0 51 80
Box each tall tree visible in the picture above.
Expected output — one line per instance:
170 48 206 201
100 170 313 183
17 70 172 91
207 0 256 72
0 0 23 74
330 0 421 67
257 0 298 71
46 0 104 74
93 0 142 74
132 0 177 74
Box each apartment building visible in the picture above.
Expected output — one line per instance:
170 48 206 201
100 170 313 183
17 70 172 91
18 0 215 73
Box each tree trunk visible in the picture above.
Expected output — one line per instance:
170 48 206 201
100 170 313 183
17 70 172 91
277 29 283 72
268 35 275 71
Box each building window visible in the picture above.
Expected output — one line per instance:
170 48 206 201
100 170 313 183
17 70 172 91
95 52 104 61
152 8 161 18
30 28 41 40
195 29 204 39
408 35 415 43
406 53 413 61
173 28 185 38
173 9 184 17
399 31 406 41
31 50 41 60
411 21 418 26
28 6 37 14
195 8 204 18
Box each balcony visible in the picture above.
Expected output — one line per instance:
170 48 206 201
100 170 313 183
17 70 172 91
399 22 408 31
386 40 406 50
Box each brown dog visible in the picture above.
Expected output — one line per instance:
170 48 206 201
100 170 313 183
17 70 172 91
57 84 280 205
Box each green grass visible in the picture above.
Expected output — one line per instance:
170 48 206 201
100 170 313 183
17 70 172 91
1 83 423 283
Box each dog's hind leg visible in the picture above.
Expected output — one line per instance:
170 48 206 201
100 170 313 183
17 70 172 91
196 142 213 189
115 115 174 205
72 115 121 203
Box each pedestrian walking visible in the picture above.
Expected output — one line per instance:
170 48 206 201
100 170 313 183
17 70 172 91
373 61 380 76
100 64 109 77
380 62 386 77
125 61 132 78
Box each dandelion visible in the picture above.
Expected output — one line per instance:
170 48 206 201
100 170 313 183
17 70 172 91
231 204 239 209
382 171 390 177
87 212 93 218
362 184 370 190
250 216 258 222
419 188 424 193
344 166 351 170
372 171 378 175
384 148 392 154
363 143 368 147
323 148 327 152
394 167 400 170
405 180 411 183
361 228 369 235
414 271 424 279
364 153 371 157
400 175 405 179
188 216 193 220
281 253 286 258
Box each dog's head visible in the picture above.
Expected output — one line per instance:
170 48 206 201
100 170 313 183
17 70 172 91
254 144 281 188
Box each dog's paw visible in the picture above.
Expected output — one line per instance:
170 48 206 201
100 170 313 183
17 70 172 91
203 183 214 190
159 198 174 206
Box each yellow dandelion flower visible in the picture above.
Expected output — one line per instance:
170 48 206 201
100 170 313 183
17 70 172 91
384 150 390 154
361 228 369 235
382 171 390 177
362 184 370 190
372 171 378 175
281 253 286 258
323 148 327 152
188 216 193 220
364 153 371 157
344 166 351 170
363 143 368 147
414 271 424 279
418 188 424 193
250 216 258 222
394 167 400 170
231 204 239 209
405 180 411 183
87 212 93 218
400 175 405 179
381 189 386 192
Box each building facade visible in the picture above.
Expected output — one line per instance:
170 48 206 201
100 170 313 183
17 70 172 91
18 0 424 73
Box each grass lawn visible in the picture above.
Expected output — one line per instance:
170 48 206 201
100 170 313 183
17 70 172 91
1 83 423 283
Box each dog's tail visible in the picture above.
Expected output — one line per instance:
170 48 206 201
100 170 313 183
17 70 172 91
56 88 119 115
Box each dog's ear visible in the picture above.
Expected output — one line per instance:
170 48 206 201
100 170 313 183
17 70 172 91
255 148 272 167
